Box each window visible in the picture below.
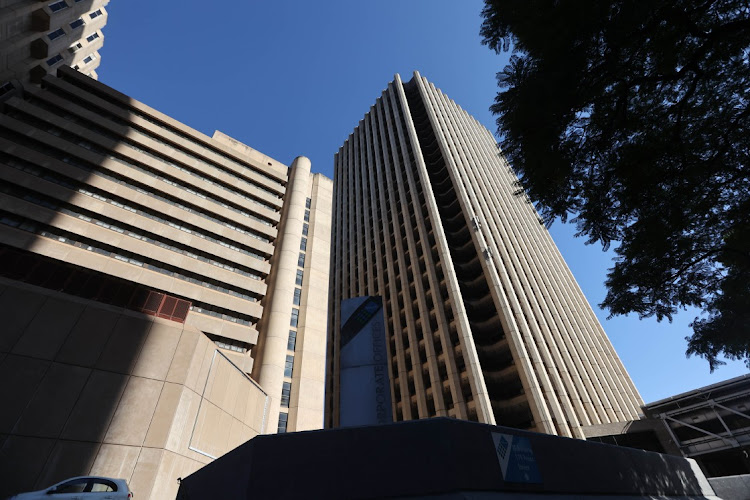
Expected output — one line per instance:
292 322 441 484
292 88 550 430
48 28 65 40
82 54 94 64
304 209 310 222
86 32 100 42
306 197 311 209
300 237 307 251
295 269 303 286
297 252 305 268
302 223 309 236
290 308 299 327
280 381 291 408
89 9 103 18
48 1 68 12
293 288 301 306
284 354 294 377
52 479 87 493
287 329 297 351
0 81 14 97
69 18 85 29
90 481 117 493
277 411 288 433
69 42 83 53
46 54 63 66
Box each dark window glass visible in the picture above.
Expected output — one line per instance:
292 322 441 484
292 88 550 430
290 308 299 327
90 9 102 18
284 354 294 377
46 54 63 66
91 481 116 492
300 237 307 251
305 197 311 208
293 287 301 306
86 32 100 42
49 1 68 12
70 18 85 29
281 381 291 408
302 223 309 236
277 411 288 433
48 28 65 40
304 209 310 222
53 479 88 493
295 269 303 286
287 329 297 351
297 252 305 268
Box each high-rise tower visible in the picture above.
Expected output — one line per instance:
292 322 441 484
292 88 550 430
1 0 110 86
327 72 642 438
0 66 331 498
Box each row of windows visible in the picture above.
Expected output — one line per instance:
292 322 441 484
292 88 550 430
2 153 268 261
190 304 254 327
10 117 274 244
54 72 287 197
0 212 262 304
0 182 263 282
277 197 312 434
208 334 250 354
19 102 278 236
34 97 281 218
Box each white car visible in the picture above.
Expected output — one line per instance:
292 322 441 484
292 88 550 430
8 476 133 499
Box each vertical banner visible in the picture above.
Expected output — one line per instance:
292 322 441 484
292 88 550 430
339 296 393 427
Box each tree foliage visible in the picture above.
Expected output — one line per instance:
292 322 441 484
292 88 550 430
480 1 750 370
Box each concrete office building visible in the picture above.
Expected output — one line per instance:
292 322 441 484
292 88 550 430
327 72 642 438
0 66 331 499
1 0 109 86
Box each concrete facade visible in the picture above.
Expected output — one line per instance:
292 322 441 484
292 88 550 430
0 66 332 498
1 0 109 86
0 277 269 499
327 72 643 437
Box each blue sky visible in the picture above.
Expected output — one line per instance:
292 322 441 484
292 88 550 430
98 0 746 403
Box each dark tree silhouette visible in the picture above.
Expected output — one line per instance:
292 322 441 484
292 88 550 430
480 1 750 370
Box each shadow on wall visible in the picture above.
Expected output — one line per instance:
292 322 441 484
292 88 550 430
0 278 155 498
0 63 270 499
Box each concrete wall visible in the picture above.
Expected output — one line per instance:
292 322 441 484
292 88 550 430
708 474 750 500
0 277 268 499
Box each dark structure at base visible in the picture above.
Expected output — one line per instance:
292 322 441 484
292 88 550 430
176 418 717 499
584 375 750 479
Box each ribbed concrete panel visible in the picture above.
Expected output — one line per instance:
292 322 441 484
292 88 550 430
0 67 291 373
327 72 643 438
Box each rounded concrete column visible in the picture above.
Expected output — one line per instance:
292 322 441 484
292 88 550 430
255 156 311 433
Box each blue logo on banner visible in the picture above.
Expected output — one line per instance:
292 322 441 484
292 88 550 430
492 432 542 484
